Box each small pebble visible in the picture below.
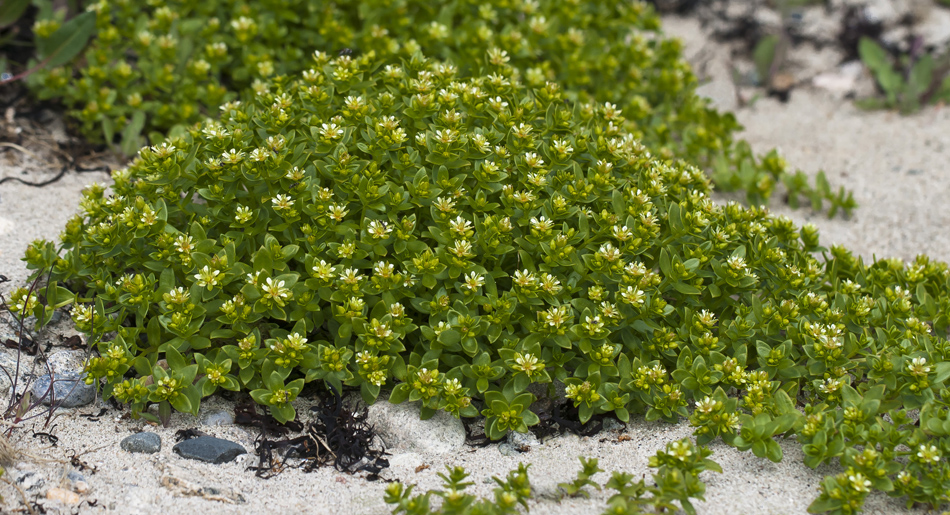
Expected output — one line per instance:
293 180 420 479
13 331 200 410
30 372 96 408
65 470 89 494
120 432 162 454
173 436 246 464
46 487 80 504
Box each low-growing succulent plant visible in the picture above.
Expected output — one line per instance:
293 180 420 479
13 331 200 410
13 48 950 514
23 0 851 215
385 439 720 515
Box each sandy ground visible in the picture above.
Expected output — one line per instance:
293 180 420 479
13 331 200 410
0 16 947 515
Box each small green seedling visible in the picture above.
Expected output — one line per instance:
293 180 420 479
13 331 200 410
857 36 950 114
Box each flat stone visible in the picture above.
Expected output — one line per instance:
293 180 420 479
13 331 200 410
121 432 162 454
173 436 246 464
30 372 96 407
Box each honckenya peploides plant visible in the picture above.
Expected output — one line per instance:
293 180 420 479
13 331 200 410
22 0 853 215
9 47 950 514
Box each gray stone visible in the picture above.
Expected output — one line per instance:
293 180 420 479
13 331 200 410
366 400 465 454
199 408 234 427
121 432 162 454
30 372 96 407
65 470 90 494
173 436 246 464
602 418 625 432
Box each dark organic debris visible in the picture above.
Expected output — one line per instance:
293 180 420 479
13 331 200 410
461 418 492 448
532 403 606 442
79 408 108 422
32 426 58 446
2 334 37 356
234 400 302 436
60 335 84 349
242 386 388 480
175 428 211 442
645 0 701 14
69 453 98 474
0 163 111 188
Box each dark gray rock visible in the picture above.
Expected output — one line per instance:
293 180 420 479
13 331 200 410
173 436 246 464
30 372 96 407
121 432 162 454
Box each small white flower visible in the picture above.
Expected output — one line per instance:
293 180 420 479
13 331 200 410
234 205 253 224
174 235 194 254
262 277 290 300
523 152 544 168
221 148 244 164
513 269 536 288
194 266 221 288
367 220 392 239
327 204 349 222
271 194 294 211
462 272 485 291
917 444 941 464
320 123 344 140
